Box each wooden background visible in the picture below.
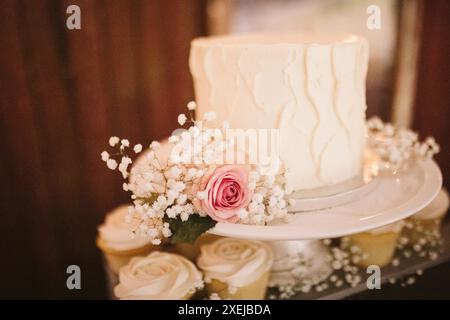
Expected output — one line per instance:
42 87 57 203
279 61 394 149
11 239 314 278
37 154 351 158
0 0 206 299
0 0 448 298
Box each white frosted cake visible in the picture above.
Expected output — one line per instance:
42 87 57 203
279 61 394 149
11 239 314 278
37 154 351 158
189 34 369 191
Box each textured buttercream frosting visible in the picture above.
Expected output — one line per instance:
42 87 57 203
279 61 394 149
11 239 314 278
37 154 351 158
190 33 369 191
114 252 203 300
98 205 151 251
197 238 274 287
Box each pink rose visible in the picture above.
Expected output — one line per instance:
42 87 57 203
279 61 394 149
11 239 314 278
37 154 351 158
196 165 252 223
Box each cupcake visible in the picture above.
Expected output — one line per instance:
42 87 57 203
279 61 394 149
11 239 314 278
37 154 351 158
114 251 203 300
404 189 449 243
349 220 404 268
172 233 223 261
96 205 155 275
197 238 274 300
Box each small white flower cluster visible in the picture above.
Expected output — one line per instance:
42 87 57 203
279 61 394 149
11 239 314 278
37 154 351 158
240 173 292 225
397 219 443 261
367 117 440 171
208 293 222 300
101 138 138 178
101 101 293 244
189 279 205 295
166 104 292 226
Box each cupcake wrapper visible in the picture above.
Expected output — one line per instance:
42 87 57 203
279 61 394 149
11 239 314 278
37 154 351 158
172 234 223 262
206 271 270 300
350 231 400 268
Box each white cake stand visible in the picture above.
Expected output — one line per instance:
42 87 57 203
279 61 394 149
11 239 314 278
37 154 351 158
210 159 442 240
209 159 443 286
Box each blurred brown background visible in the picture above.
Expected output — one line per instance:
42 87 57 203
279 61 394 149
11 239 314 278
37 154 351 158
0 0 448 298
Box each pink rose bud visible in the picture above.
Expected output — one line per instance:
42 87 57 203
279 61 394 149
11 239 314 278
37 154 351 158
195 165 252 223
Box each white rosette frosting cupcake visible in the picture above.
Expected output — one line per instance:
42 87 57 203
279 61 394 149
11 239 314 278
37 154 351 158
114 252 203 300
96 205 155 275
197 238 274 300
404 188 449 243
349 220 404 268
412 189 449 222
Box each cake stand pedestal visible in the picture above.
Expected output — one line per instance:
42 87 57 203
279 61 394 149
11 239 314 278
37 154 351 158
268 239 332 287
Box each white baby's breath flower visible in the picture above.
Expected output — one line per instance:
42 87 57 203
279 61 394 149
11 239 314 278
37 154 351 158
209 293 221 300
101 151 109 162
121 139 130 147
178 114 187 125
248 202 258 213
272 185 282 196
165 207 176 218
139 224 149 232
169 166 182 179
250 214 264 225
133 144 143 153
196 170 204 178
277 199 286 209
367 117 383 130
182 132 193 145
151 238 162 245
109 136 120 147
169 153 182 164
106 159 118 170
177 193 187 205
252 193 264 204
186 167 197 179
264 175 275 186
167 189 179 200
187 101 197 111
162 227 172 238
150 141 160 149
118 157 131 178
180 211 190 221
145 151 155 162
268 196 277 208
168 135 179 143
237 208 248 219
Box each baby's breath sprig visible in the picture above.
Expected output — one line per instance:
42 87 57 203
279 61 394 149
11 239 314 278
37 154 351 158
102 101 293 245
101 137 142 179
367 117 440 171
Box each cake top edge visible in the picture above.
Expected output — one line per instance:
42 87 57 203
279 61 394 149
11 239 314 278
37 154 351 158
191 32 367 47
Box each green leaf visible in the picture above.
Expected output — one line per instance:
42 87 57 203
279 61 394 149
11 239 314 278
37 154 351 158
164 215 217 244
